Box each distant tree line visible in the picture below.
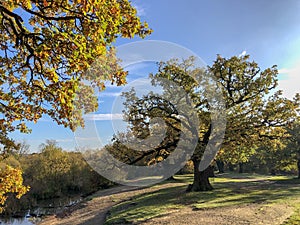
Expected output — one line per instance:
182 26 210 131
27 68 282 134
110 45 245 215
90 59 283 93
1 140 113 215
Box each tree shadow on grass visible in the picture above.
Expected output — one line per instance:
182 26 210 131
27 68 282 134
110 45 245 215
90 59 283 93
104 175 300 224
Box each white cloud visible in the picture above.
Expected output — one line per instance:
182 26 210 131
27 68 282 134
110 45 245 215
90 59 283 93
278 63 300 99
84 113 123 121
239 50 247 57
278 68 292 75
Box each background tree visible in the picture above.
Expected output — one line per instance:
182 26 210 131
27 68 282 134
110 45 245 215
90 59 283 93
217 145 257 173
285 119 300 178
0 142 112 215
36 140 71 197
122 55 300 191
16 140 30 156
223 119 300 176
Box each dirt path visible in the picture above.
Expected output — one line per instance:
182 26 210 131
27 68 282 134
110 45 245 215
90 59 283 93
142 203 294 225
37 183 185 225
38 178 296 225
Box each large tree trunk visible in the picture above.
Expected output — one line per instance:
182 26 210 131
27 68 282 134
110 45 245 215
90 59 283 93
270 169 276 175
270 166 276 175
216 160 225 173
186 159 213 192
297 159 300 179
239 163 244 173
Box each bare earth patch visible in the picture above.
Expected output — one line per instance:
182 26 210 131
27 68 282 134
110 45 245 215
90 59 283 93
142 203 294 225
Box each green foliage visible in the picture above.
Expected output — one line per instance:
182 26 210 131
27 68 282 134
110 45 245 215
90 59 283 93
32 140 72 197
209 55 299 173
20 140 111 200
286 120 300 173
122 55 299 169
220 118 300 175
1 140 112 215
214 56 299 163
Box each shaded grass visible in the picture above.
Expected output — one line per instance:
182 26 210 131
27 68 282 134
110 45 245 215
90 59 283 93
104 173 300 225
105 186 187 224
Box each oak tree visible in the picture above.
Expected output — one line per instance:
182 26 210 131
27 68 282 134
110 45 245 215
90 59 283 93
0 0 151 208
0 0 152 149
122 56 300 191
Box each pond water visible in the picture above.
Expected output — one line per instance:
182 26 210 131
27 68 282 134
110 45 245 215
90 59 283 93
0 216 36 225
0 196 82 225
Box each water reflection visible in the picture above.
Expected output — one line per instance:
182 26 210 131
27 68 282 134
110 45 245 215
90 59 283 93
0 196 82 225
0 217 35 225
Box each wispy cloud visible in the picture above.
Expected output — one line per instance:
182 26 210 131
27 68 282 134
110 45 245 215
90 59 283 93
75 137 100 141
84 113 123 121
56 139 74 143
99 92 121 97
125 61 154 75
132 2 146 16
126 78 151 87
278 63 300 99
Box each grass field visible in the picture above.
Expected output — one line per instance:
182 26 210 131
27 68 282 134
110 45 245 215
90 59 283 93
104 173 300 225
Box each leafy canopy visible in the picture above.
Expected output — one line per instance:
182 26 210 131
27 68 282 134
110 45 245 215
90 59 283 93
121 55 300 170
0 0 152 150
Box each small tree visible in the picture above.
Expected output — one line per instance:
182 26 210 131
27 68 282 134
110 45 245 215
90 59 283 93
36 140 71 197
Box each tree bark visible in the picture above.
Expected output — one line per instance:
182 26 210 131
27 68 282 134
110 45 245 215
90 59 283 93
270 164 276 175
239 163 244 173
297 159 300 179
216 160 225 173
186 159 213 192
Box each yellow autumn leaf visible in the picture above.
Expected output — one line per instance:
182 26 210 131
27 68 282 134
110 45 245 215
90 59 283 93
25 0 32 9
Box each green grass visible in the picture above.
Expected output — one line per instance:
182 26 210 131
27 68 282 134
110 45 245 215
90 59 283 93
104 173 300 225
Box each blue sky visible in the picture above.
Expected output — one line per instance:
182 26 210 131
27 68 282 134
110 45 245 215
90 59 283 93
9 0 300 152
